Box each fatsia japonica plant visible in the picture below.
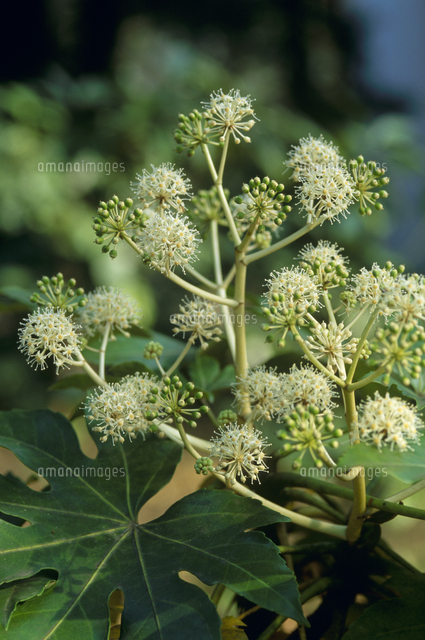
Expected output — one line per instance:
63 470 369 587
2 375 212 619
2 88 425 640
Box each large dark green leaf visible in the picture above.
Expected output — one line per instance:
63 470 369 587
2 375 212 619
0 410 305 639
338 442 425 483
188 356 235 402
342 574 425 639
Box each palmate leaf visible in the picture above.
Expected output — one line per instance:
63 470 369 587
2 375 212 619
0 410 306 639
342 574 425 639
338 441 425 483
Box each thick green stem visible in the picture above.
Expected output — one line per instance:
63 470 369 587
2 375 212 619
98 322 110 381
346 364 388 392
265 472 425 521
343 388 366 544
201 140 241 245
234 247 250 420
211 219 236 360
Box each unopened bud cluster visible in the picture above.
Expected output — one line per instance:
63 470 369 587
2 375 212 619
349 156 389 216
30 273 86 312
146 376 209 428
93 196 141 259
234 176 292 230
277 405 342 470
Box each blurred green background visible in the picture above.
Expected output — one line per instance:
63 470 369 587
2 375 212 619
1 0 424 412
1 0 425 571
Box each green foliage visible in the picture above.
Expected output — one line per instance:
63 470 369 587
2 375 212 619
0 409 306 638
338 441 425 484
188 355 236 402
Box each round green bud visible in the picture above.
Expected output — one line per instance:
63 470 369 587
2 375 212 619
109 250 118 259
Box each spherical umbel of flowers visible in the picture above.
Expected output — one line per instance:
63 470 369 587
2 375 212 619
357 392 423 452
131 163 192 214
276 364 338 420
170 295 222 350
232 366 283 422
277 405 342 470
202 89 257 144
137 212 201 274
85 372 159 444
77 287 142 339
264 267 321 314
349 262 403 316
297 240 350 290
383 273 425 324
209 423 271 485
284 134 345 182
305 321 359 380
18 308 81 374
296 166 357 224
262 267 322 347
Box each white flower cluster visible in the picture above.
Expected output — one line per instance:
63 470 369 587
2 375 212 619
277 364 338 418
284 134 345 181
233 364 338 423
18 308 81 373
209 423 270 484
306 321 358 380
202 89 257 144
357 392 423 451
298 240 350 288
77 287 141 338
385 274 425 324
131 163 192 214
233 366 282 422
296 166 357 224
85 373 159 444
170 295 222 349
350 264 397 314
264 266 321 316
138 212 201 274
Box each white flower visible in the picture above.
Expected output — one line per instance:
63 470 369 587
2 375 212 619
276 364 338 419
298 240 349 288
264 266 321 316
357 392 423 451
85 373 159 444
18 308 81 373
284 135 345 182
232 366 282 421
383 274 425 323
209 423 271 484
202 89 257 144
170 295 222 349
350 264 398 315
138 211 201 274
131 163 192 213
306 321 358 379
77 287 141 338
296 166 356 224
